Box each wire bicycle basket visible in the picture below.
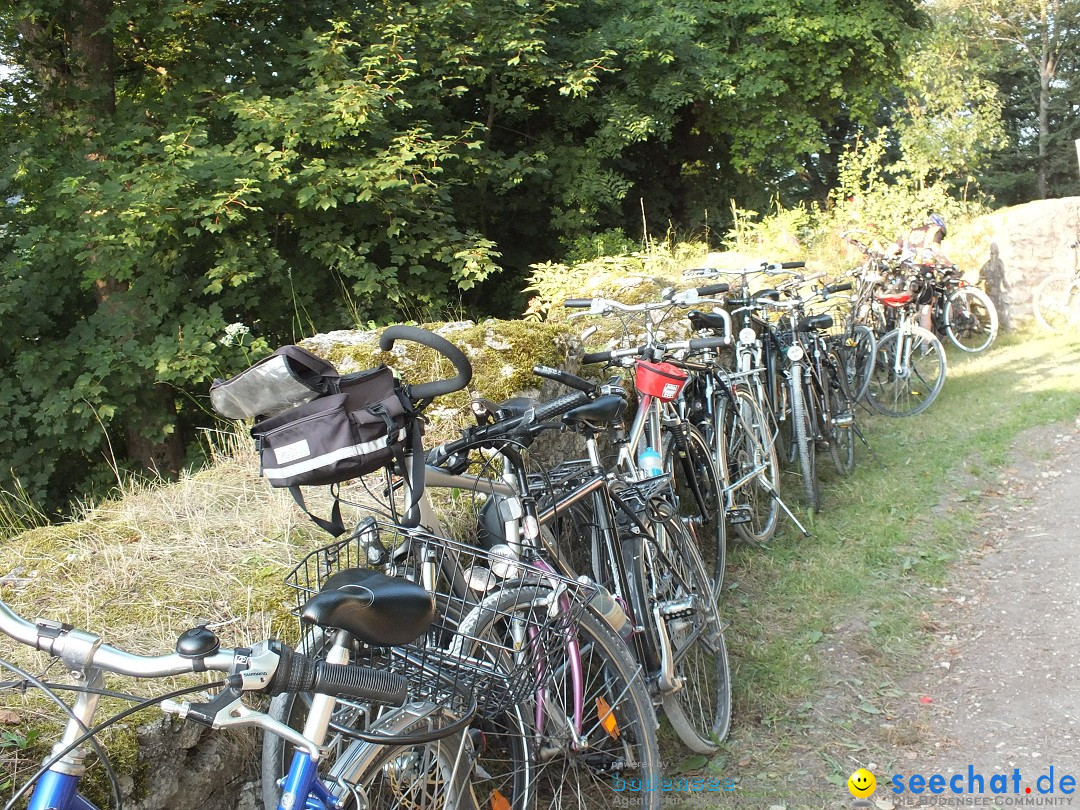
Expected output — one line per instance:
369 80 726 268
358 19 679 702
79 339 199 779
284 519 594 721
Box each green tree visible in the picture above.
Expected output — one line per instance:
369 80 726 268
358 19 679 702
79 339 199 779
957 0 1080 199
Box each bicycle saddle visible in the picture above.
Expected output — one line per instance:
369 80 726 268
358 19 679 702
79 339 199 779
752 289 781 301
687 309 728 331
563 394 627 427
796 313 834 332
300 569 436 646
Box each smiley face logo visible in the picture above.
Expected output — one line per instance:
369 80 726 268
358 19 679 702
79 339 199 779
848 768 876 798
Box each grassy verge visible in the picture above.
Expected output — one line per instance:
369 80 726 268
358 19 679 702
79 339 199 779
693 328 1080 804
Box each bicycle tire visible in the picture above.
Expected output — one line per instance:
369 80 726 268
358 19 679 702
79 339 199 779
715 388 780 545
789 365 820 511
824 349 855 476
839 323 875 403
1033 274 1080 332
327 704 482 810
262 629 530 810
866 326 947 417
762 333 790 462
455 585 662 810
944 287 998 353
650 516 732 751
263 683 482 810
663 423 727 591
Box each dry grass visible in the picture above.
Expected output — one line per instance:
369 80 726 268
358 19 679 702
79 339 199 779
0 429 333 689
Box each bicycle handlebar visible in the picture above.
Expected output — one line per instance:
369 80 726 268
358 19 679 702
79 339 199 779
379 325 473 401
581 335 730 366
0 599 406 706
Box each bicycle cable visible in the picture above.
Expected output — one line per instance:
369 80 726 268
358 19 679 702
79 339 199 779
1 666 225 810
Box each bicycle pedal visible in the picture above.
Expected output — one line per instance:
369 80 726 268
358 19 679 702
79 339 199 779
659 597 696 619
726 506 753 525
833 412 854 428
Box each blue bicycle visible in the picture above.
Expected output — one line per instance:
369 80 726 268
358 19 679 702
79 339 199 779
0 572 481 810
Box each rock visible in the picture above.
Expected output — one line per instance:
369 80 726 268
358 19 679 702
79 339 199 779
953 196 1080 324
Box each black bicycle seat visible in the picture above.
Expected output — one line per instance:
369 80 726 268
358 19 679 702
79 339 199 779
563 394 627 427
797 313 834 332
300 569 435 646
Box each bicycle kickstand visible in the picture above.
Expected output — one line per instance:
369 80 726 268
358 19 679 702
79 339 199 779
761 483 811 537
854 423 885 470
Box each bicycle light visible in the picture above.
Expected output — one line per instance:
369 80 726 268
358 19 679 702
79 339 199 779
738 327 757 345
786 345 805 362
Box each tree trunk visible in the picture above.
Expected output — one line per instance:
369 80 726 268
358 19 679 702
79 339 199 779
1038 44 1050 198
124 385 186 478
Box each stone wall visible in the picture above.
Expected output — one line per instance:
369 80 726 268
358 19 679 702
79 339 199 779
951 196 1080 328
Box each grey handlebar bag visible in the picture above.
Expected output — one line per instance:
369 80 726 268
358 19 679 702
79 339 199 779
210 346 423 535
210 345 339 420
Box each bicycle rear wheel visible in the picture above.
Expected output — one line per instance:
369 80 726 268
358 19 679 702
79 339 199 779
264 678 485 810
824 350 855 476
867 327 946 417
649 517 732 751
944 287 998 352
1033 274 1080 332
663 422 727 591
838 324 875 403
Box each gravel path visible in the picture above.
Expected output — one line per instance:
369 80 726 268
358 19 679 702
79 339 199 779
897 420 1080 791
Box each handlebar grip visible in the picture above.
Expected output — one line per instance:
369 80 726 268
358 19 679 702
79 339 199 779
379 325 473 400
563 299 593 308
688 336 731 351
780 261 806 269
267 642 408 705
823 281 853 295
311 662 408 705
581 346 645 365
533 365 597 394
581 350 614 365
531 390 591 423
695 283 729 296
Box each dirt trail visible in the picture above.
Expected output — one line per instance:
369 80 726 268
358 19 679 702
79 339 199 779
893 419 1080 792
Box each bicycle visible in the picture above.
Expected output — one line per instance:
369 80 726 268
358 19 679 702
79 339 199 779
566 287 734 586
0 578 482 810
260 326 662 810
1032 241 1080 332
865 280 948 417
502 365 733 751
759 277 859 509
922 263 999 353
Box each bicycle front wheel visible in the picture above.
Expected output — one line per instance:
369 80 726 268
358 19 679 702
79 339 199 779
944 287 998 352
867 327 946 417
715 387 780 545
1033 274 1080 333
457 585 662 810
789 365 820 511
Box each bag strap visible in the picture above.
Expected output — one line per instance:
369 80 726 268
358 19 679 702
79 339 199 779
288 484 349 537
393 416 426 529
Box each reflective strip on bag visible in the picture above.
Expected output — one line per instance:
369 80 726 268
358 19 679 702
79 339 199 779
262 429 407 482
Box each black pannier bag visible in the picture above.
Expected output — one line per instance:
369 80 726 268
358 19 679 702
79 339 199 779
211 348 423 535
